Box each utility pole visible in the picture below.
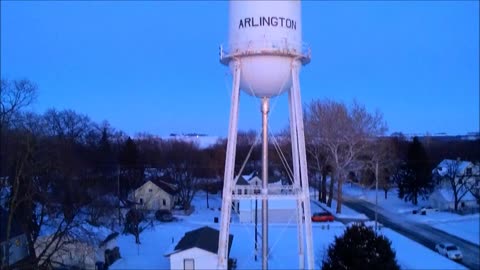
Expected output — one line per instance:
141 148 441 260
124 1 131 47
375 160 379 233
118 164 121 227
255 198 258 261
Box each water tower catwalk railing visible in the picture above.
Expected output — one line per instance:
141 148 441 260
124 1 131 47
231 184 300 199
219 39 311 65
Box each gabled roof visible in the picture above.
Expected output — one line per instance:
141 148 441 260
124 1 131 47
434 159 476 176
167 226 233 256
249 176 262 185
236 176 250 186
135 178 177 195
151 179 177 195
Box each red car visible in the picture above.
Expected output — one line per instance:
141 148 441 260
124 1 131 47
311 212 334 222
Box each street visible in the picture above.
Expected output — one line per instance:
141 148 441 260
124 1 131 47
342 197 480 270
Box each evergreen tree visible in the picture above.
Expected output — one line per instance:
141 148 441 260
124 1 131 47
322 223 400 270
97 127 115 177
119 137 143 196
402 137 433 205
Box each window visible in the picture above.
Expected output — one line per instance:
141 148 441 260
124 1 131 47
149 189 153 192
140 198 144 205
184 258 195 270
163 199 166 206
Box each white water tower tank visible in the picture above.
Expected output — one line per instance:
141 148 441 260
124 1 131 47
220 0 310 98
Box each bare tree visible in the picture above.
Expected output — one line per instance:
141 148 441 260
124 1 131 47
2 109 99 269
433 159 480 211
0 79 37 127
161 139 202 211
0 79 37 177
43 109 92 143
362 137 400 199
305 100 387 213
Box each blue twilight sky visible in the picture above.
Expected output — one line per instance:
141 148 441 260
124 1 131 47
1 1 478 137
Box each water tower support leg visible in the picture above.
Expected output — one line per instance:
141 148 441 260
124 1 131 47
261 97 269 270
291 61 315 270
288 88 305 270
217 61 241 270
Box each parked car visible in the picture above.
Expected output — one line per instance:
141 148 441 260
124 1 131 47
413 206 438 215
435 243 463 261
155 209 174 222
311 212 334 222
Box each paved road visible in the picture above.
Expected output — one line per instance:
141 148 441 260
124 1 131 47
342 197 480 270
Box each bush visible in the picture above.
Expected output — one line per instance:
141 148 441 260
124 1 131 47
155 209 173 222
321 223 400 270
124 208 144 235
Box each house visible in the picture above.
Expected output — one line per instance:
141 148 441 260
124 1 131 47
429 159 480 210
0 209 30 267
233 173 296 221
432 159 480 188
130 179 178 211
35 223 120 270
164 226 233 270
428 188 478 210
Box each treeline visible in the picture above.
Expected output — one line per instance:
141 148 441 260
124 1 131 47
1 78 479 268
0 79 230 268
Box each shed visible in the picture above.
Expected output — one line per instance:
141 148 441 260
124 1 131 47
165 226 233 270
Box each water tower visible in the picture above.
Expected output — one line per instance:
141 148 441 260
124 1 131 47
217 1 314 269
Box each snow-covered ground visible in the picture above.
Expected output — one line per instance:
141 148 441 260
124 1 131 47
431 218 480 245
110 191 467 270
342 184 480 245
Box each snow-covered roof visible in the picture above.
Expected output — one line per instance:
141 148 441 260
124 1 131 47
241 172 255 180
164 226 233 256
39 217 119 247
70 223 118 247
434 159 475 176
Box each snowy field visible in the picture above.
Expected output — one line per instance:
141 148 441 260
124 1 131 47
342 184 480 245
110 191 467 270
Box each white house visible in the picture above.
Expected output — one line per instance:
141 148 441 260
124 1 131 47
130 179 177 211
0 209 29 267
433 159 480 188
164 226 233 270
429 159 480 210
35 223 120 270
